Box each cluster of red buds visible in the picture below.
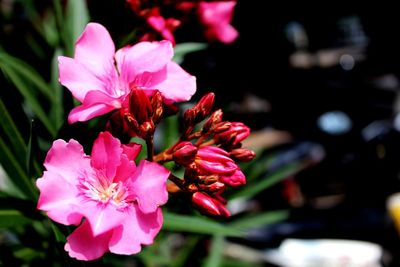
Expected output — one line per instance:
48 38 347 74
107 91 255 217
154 93 255 217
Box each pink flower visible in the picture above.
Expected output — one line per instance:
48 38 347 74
36 132 170 260
59 22 196 123
198 1 238 44
144 8 181 45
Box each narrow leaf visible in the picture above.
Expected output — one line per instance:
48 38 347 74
163 212 243 237
230 210 289 229
173 42 208 64
0 137 37 199
65 0 89 55
0 98 27 165
50 221 66 242
229 162 304 201
0 66 57 136
204 235 225 267
0 52 55 102
171 236 200 267
0 209 31 228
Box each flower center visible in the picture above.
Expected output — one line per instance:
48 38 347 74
80 174 128 206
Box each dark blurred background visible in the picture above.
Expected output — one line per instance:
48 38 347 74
178 2 400 266
3 1 400 266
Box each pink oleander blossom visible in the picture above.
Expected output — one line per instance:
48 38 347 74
198 1 238 44
144 8 181 45
59 22 196 123
36 132 170 260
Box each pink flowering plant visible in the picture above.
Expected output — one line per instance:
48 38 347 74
0 1 302 266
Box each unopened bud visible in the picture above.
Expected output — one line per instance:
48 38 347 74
198 175 219 185
173 142 198 166
196 146 237 175
139 121 155 138
196 92 215 118
128 89 153 124
183 108 197 127
151 91 163 124
191 192 230 217
198 181 225 192
186 183 198 193
203 109 223 132
183 93 215 126
214 122 250 146
219 169 246 187
212 121 231 134
124 113 140 133
230 148 256 162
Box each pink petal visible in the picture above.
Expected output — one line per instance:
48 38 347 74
115 40 174 85
207 24 238 44
65 220 112 261
91 132 122 179
109 206 163 254
114 154 136 183
74 23 118 83
68 91 122 123
80 201 126 236
122 143 142 161
199 1 236 25
130 160 169 213
36 171 82 225
43 139 91 185
58 57 110 102
152 62 196 103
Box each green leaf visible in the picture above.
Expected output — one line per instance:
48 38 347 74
0 137 37 200
163 212 243 237
0 52 55 103
230 210 289 229
50 48 64 129
50 222 66 242
229 162 304 201
173 42 208 64
171 236 200 267
0 98 27 165
204 235 225 267
65 0 89 55
0 209 31 228
0 65 57 136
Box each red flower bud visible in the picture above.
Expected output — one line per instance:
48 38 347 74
183 92 215 126
195 146 238 175
173 141 198 166
229 148 256 162
196 92 215 118
198 181 225 192
214 122 250 146
128 89 153 125
150 91 163 124
219 169 246 187
198 175 219 185
203 109 223 132
191 192 230 217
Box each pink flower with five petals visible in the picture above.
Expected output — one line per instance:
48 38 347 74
36 132 170 260
59 22 196 123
